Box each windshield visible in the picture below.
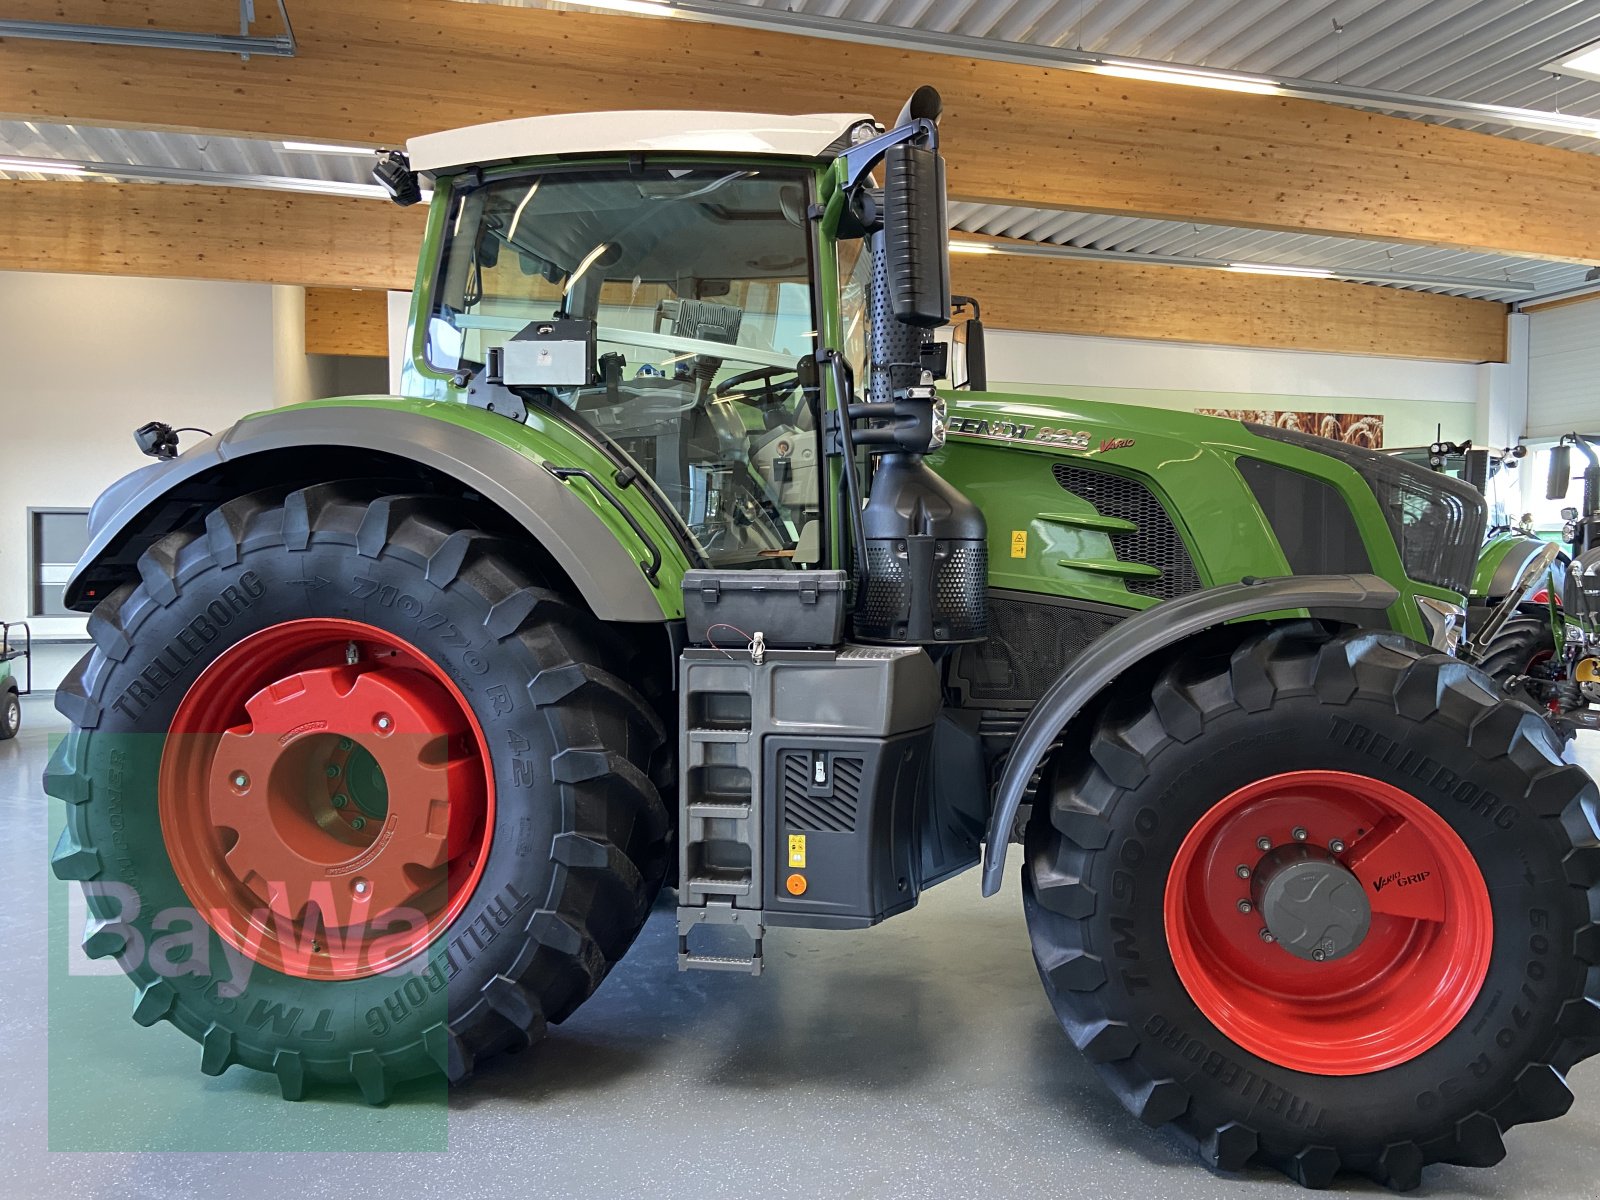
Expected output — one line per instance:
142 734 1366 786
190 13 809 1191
428 165 823 568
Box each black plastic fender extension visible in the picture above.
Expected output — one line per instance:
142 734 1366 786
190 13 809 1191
979 573 1401 897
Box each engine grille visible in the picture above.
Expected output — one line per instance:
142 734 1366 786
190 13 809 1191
954 594 1123 705
1050 464 1202 600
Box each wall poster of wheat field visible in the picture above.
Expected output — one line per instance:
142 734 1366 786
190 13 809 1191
1198 409 1385 448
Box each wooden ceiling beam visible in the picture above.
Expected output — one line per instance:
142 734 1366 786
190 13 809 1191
0 180 424 290
950 250 1507 363
2 0 1599 263
0 180 1506 362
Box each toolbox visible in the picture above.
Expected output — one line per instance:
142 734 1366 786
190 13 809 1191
682 569 847 649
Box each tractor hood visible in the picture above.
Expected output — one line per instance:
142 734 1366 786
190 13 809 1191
931 392 1482 622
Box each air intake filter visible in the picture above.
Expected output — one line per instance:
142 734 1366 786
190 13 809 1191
855 455 988 645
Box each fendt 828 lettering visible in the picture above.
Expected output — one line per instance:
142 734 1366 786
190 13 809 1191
48 88 1599 1189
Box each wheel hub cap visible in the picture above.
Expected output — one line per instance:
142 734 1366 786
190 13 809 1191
1252 846 1371 962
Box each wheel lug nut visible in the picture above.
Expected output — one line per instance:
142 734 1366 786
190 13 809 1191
1237 899 1253 914
1311 948 1326 962
351 816 366 830
338 737 354 751
1292 826 1309 842
1256 836 1273 852
1235 864 1251 879
325 764 341 779
1259 928 1275 943
1329 838 1346 854
332 793 349 809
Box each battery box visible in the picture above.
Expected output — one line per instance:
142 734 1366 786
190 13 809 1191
676 643 939 971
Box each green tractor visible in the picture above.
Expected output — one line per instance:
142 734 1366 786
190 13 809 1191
48 90 1600 1189
1475 434 1600 739
1382 440 1576 723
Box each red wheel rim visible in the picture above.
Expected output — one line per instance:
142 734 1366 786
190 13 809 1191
1164 770 1492 1075
160 619 493 980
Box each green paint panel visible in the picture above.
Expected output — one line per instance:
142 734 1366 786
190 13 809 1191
931 393 1433 642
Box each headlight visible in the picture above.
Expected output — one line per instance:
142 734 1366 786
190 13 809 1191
1415 595 1466 655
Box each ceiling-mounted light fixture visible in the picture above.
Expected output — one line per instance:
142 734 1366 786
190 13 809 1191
278 140 380 155
1544 38 1600 84
0 156 89 174
565 0 680 16
1226 262 1336 279
949 242 1000 254
1092 59 1282 96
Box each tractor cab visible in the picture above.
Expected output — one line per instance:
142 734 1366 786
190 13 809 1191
392 99 978 626
417 158 826 567
398 112 882 571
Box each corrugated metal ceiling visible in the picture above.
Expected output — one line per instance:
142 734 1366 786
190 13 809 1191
719 0 1600 149
7 0 1600 300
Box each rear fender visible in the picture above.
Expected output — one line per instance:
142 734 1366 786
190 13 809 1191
979 573 1400 896
67 401 691 623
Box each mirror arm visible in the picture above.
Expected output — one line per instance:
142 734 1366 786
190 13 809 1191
841 118 939 191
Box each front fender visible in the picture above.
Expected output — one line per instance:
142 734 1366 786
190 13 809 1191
68 400 689 623
1474 534 1566 605
980 573 1400 896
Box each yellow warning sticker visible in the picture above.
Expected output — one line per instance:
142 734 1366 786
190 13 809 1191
1010 529 1027 558
788 834 807 869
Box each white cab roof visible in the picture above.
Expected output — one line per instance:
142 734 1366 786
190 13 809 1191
407 110 874 174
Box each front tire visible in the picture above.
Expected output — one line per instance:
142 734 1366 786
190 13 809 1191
0 688 19 740
46 485 669 1100
1479 613 1558 686
1024 623 1600 1189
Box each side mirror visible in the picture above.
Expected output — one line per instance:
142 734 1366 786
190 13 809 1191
1548 444 1573 499
881 143 951 328
951 295 987 390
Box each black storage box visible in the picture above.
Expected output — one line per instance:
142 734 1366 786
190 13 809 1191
682 569 847 649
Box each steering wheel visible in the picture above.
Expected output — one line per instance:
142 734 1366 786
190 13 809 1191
713 364 800 410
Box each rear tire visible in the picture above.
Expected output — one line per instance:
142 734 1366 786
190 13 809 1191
1024 623 1600 1189
45 484 669 1100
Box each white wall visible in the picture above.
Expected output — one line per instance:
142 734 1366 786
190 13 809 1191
1527 300 1600 439
0 272 282 687
0 271 388 690
974 328 1486 448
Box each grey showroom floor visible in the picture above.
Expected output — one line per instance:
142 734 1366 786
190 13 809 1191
4 693 1598 1199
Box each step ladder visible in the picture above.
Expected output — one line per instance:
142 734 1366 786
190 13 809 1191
676 648 768 974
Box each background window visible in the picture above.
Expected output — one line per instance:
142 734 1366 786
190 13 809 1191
30 509 90 617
